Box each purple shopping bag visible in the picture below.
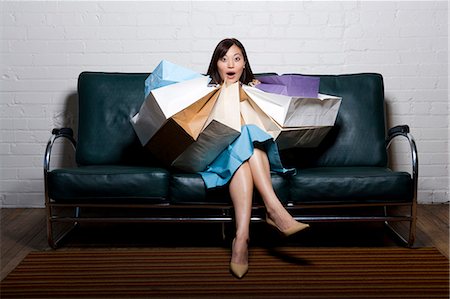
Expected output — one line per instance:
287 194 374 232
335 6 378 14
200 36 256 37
255 74 320 98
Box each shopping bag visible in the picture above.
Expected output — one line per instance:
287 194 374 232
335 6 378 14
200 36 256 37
272 126 333 149
240 85 341 149
171 82 241 172
239 87 280 138
131 76 218 147
255 74 320 98
242 84 342 128
144 60 203 98
131 79 241 172
133 61 343 171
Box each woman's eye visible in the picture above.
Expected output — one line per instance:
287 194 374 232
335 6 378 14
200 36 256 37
220 57 227 62
234 57 241 62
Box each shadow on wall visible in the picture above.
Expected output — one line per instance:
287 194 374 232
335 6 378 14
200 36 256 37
384 97 414 173
384 98 397 166
51 92 78 169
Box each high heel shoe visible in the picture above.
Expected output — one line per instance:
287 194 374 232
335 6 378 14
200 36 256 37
230 238 248 279
230 261 248 279
266 216 310 237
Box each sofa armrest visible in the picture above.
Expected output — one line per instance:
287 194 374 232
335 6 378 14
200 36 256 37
44 128 77 173
386 125 418 202
387 125 410 138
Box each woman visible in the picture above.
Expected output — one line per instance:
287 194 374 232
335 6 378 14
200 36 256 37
201 38 309 279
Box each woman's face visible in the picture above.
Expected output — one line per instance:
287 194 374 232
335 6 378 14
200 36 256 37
216 44 245 84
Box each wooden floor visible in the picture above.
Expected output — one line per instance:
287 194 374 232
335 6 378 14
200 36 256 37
1 204 448 281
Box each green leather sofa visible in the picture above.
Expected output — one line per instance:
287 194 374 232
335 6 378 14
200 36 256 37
44 72 418 248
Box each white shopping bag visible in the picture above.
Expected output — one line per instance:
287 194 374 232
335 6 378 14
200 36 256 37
131 80 241 172
242 85 342 128
131 76 218 147
240 94 331 149
172 82 241 172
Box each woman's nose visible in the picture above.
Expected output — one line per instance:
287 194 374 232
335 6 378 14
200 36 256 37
227 60 234 68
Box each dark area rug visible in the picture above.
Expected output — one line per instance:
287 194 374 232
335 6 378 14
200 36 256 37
1 247 448 298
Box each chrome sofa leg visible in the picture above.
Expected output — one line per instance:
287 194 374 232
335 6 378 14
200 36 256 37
48 221 78 249
384 205 416 247
46 205 79 249
221 222 226 241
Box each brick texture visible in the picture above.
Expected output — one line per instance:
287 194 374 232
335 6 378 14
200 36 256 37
0 1 448 207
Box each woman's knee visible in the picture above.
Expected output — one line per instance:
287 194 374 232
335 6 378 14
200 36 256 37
230 163 253 193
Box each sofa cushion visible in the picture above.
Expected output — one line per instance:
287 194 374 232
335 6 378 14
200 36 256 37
48 165 169 202
170 172 291 205
281 73 388 168
289 167 412 204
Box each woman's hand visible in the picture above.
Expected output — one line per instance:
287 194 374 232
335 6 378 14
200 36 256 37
248 79 260 87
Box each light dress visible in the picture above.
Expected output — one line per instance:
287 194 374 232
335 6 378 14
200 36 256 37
199 124 295 189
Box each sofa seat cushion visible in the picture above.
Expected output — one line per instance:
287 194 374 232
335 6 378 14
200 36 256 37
48 165 170 202
170 172 290 205
290 167 412 204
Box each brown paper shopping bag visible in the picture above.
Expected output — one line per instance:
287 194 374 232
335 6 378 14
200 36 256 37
144 87 221 170
171 82 241 172
135 81 241 172
131 76 218 147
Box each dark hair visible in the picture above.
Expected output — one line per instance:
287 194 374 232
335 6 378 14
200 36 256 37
206 38 255 85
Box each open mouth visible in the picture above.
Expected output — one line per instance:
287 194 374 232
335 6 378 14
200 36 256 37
226 72 236 76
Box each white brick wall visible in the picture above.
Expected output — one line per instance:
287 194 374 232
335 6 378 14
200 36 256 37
1 1 448 207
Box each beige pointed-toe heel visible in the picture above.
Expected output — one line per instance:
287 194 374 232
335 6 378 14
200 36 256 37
266 216 310 237
230 261 248 279
230 238 248 279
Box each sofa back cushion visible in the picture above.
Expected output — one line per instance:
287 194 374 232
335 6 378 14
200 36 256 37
76 72 387 168
280 73 387 168
76 72 154 166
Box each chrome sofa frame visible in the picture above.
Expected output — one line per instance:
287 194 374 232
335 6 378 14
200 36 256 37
44 126 418 249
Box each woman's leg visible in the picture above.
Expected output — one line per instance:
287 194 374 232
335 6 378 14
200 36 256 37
229 162 253 265
248 148 307 232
